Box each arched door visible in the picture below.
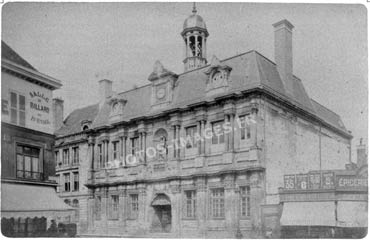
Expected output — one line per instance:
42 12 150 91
151 194 171 232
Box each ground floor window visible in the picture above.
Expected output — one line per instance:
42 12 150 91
240 186 251 217
95 196 102 220
1 217 47 237
129 194 139 219
72 199 79 220
210 188 225 218
109 195 119 220
184 190 196 218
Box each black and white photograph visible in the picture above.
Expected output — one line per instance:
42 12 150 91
0 1 368 238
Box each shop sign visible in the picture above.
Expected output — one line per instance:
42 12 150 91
284 175 296 190
308 173 321 189
283 171 367 191
336 175 367 190
296 174 308 190
322 172 335 189
29 91 51 125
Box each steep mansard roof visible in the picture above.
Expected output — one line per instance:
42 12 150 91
56 50 349 138
55 104 100 136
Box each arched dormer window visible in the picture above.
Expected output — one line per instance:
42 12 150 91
81 120 92 132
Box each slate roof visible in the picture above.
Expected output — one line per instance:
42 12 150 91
2 41 36 71
55 104 100 136
56 50 349 138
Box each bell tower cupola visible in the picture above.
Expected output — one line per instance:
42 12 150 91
181 3 209 72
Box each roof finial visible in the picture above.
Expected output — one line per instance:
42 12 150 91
192 2 197 14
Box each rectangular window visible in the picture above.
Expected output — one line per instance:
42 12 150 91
113 141 119 160
56 174 60 193
240 186 251 217
95 196 102 220
129 194 139 219
73 172 79 191
211 121 225 144
240 115 251 140
10 92 26 126
64 173 70 192
109 195 119 220
131 137 139 155
16 145 41 180
63 149 70 165
72 147 79 165
98 144 103 168
210 188 225 218
184 190 196 218
55 151 60 165
185 126 197 149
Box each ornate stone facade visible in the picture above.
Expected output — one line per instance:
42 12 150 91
54 8 352 238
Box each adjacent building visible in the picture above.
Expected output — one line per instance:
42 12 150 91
1 41 74 237
279 140 368 238
55 7 355 238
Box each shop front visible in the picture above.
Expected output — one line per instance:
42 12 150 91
279 169 367 238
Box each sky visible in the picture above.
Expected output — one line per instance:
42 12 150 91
2 2 368 161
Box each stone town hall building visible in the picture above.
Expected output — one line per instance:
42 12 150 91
54 6 352 238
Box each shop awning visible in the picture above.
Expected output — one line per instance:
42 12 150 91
151 194 171 206
280 201 336 226
337 201 368 228
1 182 74 219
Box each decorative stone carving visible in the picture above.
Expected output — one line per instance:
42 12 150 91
204 55 232 93
196 177 207 192
170 180 181 193
223 174 235 190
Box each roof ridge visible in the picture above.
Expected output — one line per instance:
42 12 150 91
253 50 276 67
178 50 256 76
118 83 151 95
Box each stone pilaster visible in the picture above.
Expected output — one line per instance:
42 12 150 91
249 172 264 238
196 177 207 238
170 180 181 236
224 174 237 236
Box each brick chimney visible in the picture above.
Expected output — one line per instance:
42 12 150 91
52 98 64 132
99 79 113 102
273 19 294 97
357 138 368 167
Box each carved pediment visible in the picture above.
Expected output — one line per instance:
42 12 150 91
149 60 178 108
108 93 127 117
204 55 232 93
148 60 178 82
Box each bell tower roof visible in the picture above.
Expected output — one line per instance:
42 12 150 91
182 3 208 37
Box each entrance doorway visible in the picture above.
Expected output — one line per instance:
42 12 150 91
153 205 171 232
151 194 172 233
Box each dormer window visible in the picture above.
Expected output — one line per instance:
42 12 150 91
148 61 178 109
204 55 232 96
108 95 127 119
81 119 92 131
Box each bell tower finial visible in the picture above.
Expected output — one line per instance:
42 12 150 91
181 3 209 72
192 2 197 14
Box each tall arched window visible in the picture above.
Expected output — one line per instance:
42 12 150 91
153 129 168 160
72 199 79 220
